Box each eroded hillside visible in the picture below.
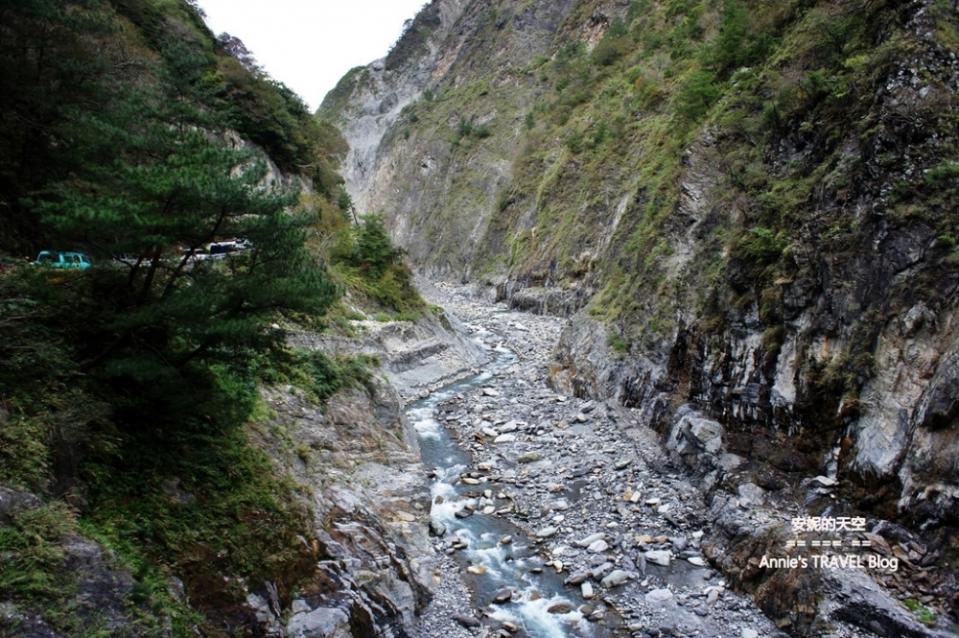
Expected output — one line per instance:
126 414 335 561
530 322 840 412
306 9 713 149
326 0 959 633
326 0 959 531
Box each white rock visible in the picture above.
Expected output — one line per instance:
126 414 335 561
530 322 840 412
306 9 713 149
644 550 671 566
494 433 516 443
601 569 630 588
811 475 838 487
645 588 674 606
581 582 594 599
587 540 609 553
498 421 519 433
737 483 765 506
576 532 605 547
536 526 558 538
741 629 759 638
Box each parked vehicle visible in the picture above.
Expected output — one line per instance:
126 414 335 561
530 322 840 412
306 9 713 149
34 251 92 269
194 238 252 261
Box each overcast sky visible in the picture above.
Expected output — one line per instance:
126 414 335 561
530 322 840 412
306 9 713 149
196 0 427 111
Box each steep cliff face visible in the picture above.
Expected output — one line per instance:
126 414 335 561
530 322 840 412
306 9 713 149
327 0 959 552
0 2 438 636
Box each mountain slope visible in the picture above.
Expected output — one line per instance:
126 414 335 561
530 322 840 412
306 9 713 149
0 1 437 636
326 0 959 521
327 0 959 632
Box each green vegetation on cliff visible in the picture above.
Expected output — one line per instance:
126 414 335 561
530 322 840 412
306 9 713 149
0 1 419 634
334 0 957 439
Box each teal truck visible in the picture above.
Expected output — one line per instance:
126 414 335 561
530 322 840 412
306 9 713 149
34 251 92 269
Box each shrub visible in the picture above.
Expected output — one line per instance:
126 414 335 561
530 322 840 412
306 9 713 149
592 19 632 66
736 226 788 263
352 215 398 277
676 69 721 121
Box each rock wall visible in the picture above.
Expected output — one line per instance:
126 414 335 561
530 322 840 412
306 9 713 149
327 0 959 531
244 309 489 637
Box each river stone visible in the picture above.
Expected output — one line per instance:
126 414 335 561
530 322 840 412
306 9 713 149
645 550 671 566
581 582 594 599
601 569 630 588
536 526 558 538
645 588 674 606
576 532 605 547
565 571 589 585
587 539 609 553
688 556 707 567
547 601 574 614
741 630 759 638
454 614 482 628
493 588 512 603
517 451 541 463
494 433 516 443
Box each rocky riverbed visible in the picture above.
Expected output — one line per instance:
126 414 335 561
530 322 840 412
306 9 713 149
401 282 956 638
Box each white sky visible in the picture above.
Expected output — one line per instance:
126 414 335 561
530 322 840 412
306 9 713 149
196 0 427 111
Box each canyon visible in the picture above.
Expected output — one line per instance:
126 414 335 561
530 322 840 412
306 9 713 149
316 0 959 635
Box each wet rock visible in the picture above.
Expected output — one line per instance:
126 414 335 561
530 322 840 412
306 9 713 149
565 571 590 585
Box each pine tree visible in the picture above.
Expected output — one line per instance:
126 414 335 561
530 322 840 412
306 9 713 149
30 43 337 427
